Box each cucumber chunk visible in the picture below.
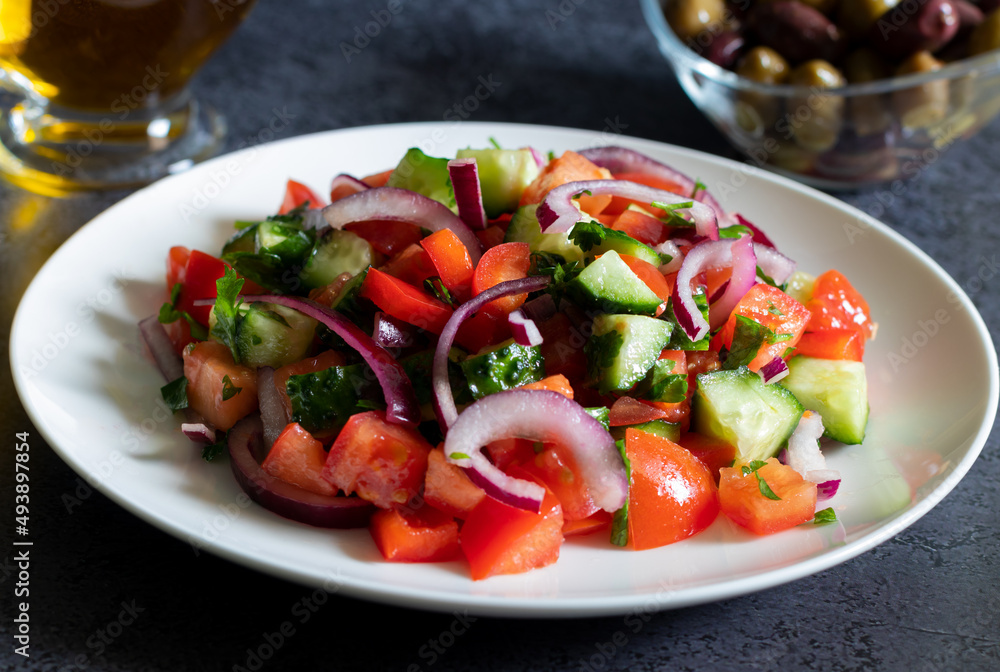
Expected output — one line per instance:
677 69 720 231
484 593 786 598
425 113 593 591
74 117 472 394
235 302 318 368
222 225 257 255
386 147 455 210
587 314 673 393
504 204 585 263
570 250 664 315
693 366 804 463
300 230 373 290
456 148 540 217
459 339 545 399
569 220 662 267
780 355 868 444
611 419 681 443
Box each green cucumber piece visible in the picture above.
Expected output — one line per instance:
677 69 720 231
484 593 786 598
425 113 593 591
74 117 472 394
634 357 689 403
584 406 611 431
586 314 673 393
456 148 540 217
235 302 317 368
300 230 373 290
504 204 585 263
780 355 868 444
459 339 545 399
693 366 804 463
386 147 455 211
222 225 257 255
784 271 816 305
570 250 663 315
569 220 662 267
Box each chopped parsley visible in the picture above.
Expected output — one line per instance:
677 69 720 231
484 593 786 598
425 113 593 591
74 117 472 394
158 283 207 340
610 438 630 547
221 374 242 401
424 277 456 307
567 220 608 252
210 267 245 364
202 432 227 462
586 328 624 377
651 200 695 228
813 507 838 524
160 376 189 411
741 460 781 500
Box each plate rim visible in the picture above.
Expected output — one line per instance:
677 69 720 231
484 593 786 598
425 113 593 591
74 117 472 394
10 121 999 617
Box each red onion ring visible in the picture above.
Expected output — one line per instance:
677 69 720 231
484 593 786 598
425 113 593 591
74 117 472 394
671 235 757 342
228 415 374 528
239 294 420 427
448 158 488 231
736 214 777 248
655 239 683 274
444 389 627 513
578 146 730 224
536 179 719 240
754 243 796 286
520 293 557 323
508 310 543 347
817 479 842 501
321 186 482 264
373 311 417 350
758 357 790 384
139 315 184 381
257 366 289 449
181 423 216 444
330 173 370 197
432 275 551 430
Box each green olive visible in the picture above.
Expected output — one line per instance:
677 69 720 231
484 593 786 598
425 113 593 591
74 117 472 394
735 46 790 84
843 48 892 135
666 0 728 42
969 8 1000 56
893 51 949 130
837 0 900 38
787 60 846 152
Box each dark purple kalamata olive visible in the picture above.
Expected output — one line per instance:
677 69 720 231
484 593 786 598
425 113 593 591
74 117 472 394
748 1 848 64
869 0 961 58
705 30 746 68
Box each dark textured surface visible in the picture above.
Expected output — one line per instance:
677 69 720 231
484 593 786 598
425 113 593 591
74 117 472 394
1 1 999 670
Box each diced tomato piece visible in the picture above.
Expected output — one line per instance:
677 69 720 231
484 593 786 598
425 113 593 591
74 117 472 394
625 429 719 550
183 341 259 431
795 328 865 361
272 350 347 424
519 151 613 215
678 432 737 483
519 443 599 521
176 250 228 325
344 220 423 257
166 246 190 289
612 209 668 246
518 374 574 399
706 267 732 303
460 467 564 580
537 313 588 384
711 284 811 372
307 272 354 307
454 309 510 354
379 243 437 286
562 510 613 537
637 400 691 432
475 225 507 251
262 423 336 496
593 213 618 227
322 410 433 509
279 179 325 214
471 242 531 317
806 270 875 339
485 438 535 471
617 253 671 303
423 447 485 519
602 171 690 217
361 169 393 188
420 229 474 302
719 458 818 535
369 505 460 562
360 267 453 334
609 396 673 427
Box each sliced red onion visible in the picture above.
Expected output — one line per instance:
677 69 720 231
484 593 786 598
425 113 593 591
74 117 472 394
228 414 375 528
758 357 789 384
302 208 327 231
257 366 288 450
508 310 543 347
754 243 796 286
655 239 683 274
444 389 627 513
321 186 482 264
527 146 546 169
330 173 370 198
139 316 184 382
536 180 719 240
671 235 757 342
736 214 776 248
181 423 216 444
373 311 416 350
240 294 420 427
433 276 551 430
520 293 556 323
448 158 488 231
786 411 841 499
709 279 730 305
816 478 842 501
578 146 729 224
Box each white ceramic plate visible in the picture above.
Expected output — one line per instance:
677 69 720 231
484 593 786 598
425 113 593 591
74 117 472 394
11 122 998 617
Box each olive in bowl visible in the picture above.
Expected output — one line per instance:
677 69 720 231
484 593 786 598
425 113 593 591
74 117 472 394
641 0 1000 188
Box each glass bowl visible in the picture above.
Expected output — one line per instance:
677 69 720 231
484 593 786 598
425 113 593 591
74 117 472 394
640 0 1000 190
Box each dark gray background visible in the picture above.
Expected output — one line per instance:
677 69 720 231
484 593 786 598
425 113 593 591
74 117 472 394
2 0 999 670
